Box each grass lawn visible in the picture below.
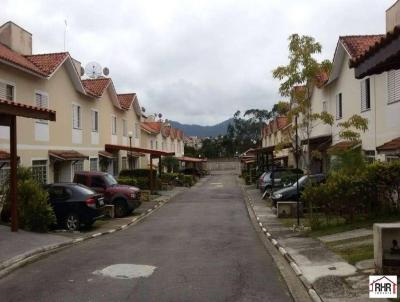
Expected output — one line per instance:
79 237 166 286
329 243 374 265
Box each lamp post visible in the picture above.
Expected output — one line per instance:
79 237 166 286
128 131 133 183
295 114 300 226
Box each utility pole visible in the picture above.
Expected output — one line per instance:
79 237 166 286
295 114 300 226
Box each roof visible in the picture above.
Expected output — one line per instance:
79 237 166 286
141 122 161 134
176 156 207 163
0 150 20 161
314 70 329 88
276 116 289 130
377 137 400 152
25 52 68 76
340 35 384 60
81 78 111 97
98 151 114 159
0 98 56 121
117 93 136 110
48 150 88 161
327 141 360 153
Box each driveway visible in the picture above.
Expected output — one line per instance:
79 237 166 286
0 172 292 302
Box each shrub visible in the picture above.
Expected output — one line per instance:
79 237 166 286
0 167 56 232
117 177 137 186
183 175 194 187
161 156 179 173
160 173 179 183
119 169 157 178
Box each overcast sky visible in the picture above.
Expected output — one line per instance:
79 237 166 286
2 0 394 125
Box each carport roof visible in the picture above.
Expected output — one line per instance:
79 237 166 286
49 150 88 161
177 156 207 163
105 144 174 157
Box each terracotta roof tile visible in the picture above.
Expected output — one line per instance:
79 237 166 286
0 98 56 117
0 150 11 160
276 116 289 130
117 93 136 110
48 150 88 160
315 70 329 88
0 43 46 76
328 140 359 152
377 137 400 152
141 122 161 134
25 52 68 75
81 78 111 97
340 35 384 60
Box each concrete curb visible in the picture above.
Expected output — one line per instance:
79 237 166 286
0 190 185 280
240 184 324 302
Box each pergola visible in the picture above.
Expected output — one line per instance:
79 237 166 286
0 98 56 232
105 144 174 192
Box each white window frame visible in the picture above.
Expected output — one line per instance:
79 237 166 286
361 78 371 112
111 115 117 135
34 90 49 124
31 158 48 184
91 109 99 132
122 119 127 137
72 103 82 129
121 156 127 170
0 79 16 101
387 69 400 104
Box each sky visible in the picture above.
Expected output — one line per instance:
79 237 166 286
1 0 395 125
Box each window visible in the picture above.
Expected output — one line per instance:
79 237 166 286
336 93 342 120
150 140 154 149
122 119 127 137
155 141 158 150
386 155 400 162
91 176 105 188
91 110 98 132
121 156 127 170
361 78 371 111
72 104 81 129
112 116 117 135
35 92 49 124
90 158 98 171
387 69 400 104
322 100 327 112
0 162 10 185
0 82 14 101
32 160 47 184
364 150 375 164
135 123 139 138
72 160 84 175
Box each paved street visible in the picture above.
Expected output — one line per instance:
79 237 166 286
0 173 292 302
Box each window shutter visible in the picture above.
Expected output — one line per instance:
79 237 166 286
388 70 400 104
0 83 6 100
361 80 366 111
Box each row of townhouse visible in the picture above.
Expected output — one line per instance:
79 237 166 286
0 21 184 184
261 1 400 173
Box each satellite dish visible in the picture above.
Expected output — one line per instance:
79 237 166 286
80 66 85 76
158 113 162 118
85 62 102 78
141 107 146 112
103 67 110 76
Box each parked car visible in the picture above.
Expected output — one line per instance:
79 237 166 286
73 171 141 218
271 174 326 207
180 167 202 177
259 168 303 193
45 183 104 231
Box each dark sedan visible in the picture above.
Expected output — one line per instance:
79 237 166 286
271 174 325 207
46 183 104 231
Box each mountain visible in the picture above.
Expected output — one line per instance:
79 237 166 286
169 118 233 137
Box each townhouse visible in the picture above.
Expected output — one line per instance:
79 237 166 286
0 21 184 184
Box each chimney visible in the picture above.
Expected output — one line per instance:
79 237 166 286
386 0 400 32
0 21 32 55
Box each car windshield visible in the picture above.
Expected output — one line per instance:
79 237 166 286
104 174 118 186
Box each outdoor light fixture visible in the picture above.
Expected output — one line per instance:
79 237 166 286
128 131 133 139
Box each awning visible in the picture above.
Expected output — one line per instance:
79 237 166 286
177 156 207 163
377 137 400 154
98 151 114 159
105 144 174 157
49 150 89 161
327 141 360 153
0 98 56 123
128 151 146 157
352 27 400 79
302 135 332 151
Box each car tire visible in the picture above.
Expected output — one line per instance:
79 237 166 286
65 213 80 231
114 200 128 218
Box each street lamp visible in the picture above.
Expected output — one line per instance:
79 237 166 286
294 114 300 227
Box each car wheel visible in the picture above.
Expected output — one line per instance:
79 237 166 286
65 213 80 231
114 200 128 218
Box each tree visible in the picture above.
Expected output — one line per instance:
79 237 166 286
272 34 368 173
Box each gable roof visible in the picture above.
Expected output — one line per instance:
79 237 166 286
25 52 69 76
141 122 161 134
117 93 136 110
327 35 384 85
82 78 111 97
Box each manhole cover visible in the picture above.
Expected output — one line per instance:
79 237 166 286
93 264 157 279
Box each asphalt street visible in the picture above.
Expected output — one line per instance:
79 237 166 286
0 172 293 302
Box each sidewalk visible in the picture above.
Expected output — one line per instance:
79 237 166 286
242 183 383 302
0 186 187 277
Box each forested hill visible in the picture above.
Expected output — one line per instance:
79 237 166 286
169 118 232 137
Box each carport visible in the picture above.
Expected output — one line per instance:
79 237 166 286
176 156 207 170
0 98 56 232
105 144 174 192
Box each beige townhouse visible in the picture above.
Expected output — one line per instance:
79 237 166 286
0 21 144 184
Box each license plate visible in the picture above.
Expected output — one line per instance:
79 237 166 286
98 198 104 206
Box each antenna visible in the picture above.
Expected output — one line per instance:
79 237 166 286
64 20 67 51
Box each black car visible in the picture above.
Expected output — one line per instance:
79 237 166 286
180 168 202 177
271 174 325 207
45 183 104 231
